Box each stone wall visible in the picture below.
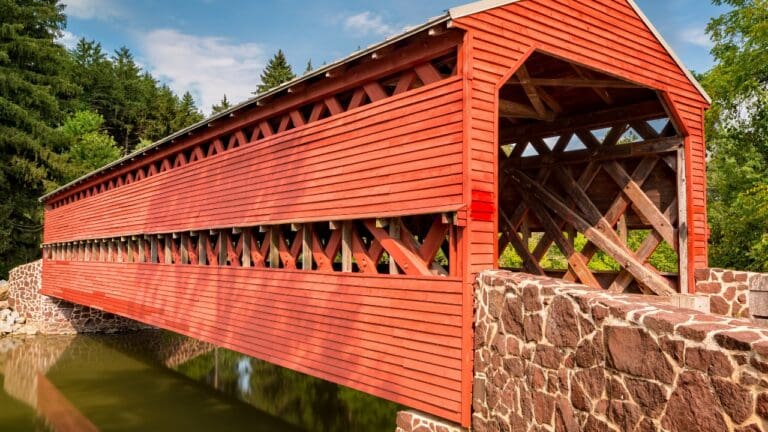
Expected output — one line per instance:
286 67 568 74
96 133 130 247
474 270 768 432
7 260 146 335
395 410 465 432
696 268 768 323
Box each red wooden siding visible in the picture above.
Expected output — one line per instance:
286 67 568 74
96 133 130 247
454 0 710 291
41 261 465 420
44 77 464 243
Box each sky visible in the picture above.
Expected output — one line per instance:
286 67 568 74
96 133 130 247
59 0 731 115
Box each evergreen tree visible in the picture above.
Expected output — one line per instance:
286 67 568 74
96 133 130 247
0 0 75 276
212 94 232 114
304 59 313 74
255 50 296 94
171 91 204 131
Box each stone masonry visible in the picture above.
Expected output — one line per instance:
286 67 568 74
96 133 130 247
7 260 146 335
474 270 768 432
395 410 465 432
696 268 768 324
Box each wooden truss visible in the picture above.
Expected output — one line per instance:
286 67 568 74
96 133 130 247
45 214 459 278
498 112 683 296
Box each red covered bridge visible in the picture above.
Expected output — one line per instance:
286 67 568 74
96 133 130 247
39 0 710 426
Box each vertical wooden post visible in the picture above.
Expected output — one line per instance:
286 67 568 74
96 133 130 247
389 218 400 274
150 236 158 263
180 233 189 264
341 221 352 272
107 240 114 262
198 232 207 265
242 229 252 267
99 241 106 262
218 231 228 266
137 237 145 263
617 214 628 244
302 224 312 270
164 234 173 264
677 148 689 294
269 227 280 268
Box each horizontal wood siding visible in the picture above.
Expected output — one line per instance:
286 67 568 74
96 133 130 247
43 77 465 243
41 260 465 421
455 0 710 290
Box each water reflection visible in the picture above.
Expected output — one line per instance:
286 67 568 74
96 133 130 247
0 331 400 431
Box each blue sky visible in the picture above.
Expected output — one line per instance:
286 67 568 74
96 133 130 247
60 0 730 114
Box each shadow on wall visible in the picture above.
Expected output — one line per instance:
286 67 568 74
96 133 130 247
7 261 147 335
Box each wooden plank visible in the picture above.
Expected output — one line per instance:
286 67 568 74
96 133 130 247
302 224 312 270
389 219 401 274
364 220 432 276
677 148 689 293
602 160 677 248
341 222 353 272
510 168 675 296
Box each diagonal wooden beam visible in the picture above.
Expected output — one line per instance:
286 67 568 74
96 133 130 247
500 210 545 275
602 161 677 248
515 64 549 119
571 64 613 105
364 220 432 276
560 159 657 278
523 190 602 289
509 168 676 296
351 230 378 274
609 199 679 293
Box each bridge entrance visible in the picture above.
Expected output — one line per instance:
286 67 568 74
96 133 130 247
497 51 687 295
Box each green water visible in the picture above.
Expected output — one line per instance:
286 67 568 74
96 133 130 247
0 331 400 432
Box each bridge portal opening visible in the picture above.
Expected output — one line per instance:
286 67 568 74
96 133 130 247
497 51 686 295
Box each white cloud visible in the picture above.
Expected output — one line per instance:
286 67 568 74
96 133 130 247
679 26 713 48
63 0 124 20
343 11 396 37
141 29 265 115
56 30 79 50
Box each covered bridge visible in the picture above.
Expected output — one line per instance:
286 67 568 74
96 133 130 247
39 0 710 426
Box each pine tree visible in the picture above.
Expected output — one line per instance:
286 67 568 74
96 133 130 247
256 50 296 94
0 0 75 276
304 59 313 74
171 91 204 131
212 94 232 114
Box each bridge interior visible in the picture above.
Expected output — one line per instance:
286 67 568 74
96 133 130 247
497 51 686 295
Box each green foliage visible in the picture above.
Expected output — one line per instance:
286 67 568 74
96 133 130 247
702 0 768 270
304 59 313 74
211 94 232 114
0 0 74 276
68 40 204 154
498 231 678 274
60 110 121 179
256 50 296 94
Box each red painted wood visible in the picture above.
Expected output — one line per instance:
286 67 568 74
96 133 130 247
41 261 464 421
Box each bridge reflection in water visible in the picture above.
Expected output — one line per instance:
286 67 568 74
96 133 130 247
0 331 400 432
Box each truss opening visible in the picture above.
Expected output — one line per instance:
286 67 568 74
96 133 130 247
497 51 685 295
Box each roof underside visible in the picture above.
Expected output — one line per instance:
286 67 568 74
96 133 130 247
41 0 709 201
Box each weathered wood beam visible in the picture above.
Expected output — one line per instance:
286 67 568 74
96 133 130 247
509 169 676 296
363 220 432 276
602 161 677 248
506 136 683 170
499 100 554 121
500 100 665 143
507 77 641 88
515 65 549 119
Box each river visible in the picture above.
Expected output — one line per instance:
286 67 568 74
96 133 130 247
0 331 401 431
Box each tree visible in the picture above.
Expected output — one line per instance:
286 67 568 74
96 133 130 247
171 91 204 131
0 0 75 276
60 111 121 179
256 50 296 94
211 94 232 114
304 59 313 74
702 0 768 270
